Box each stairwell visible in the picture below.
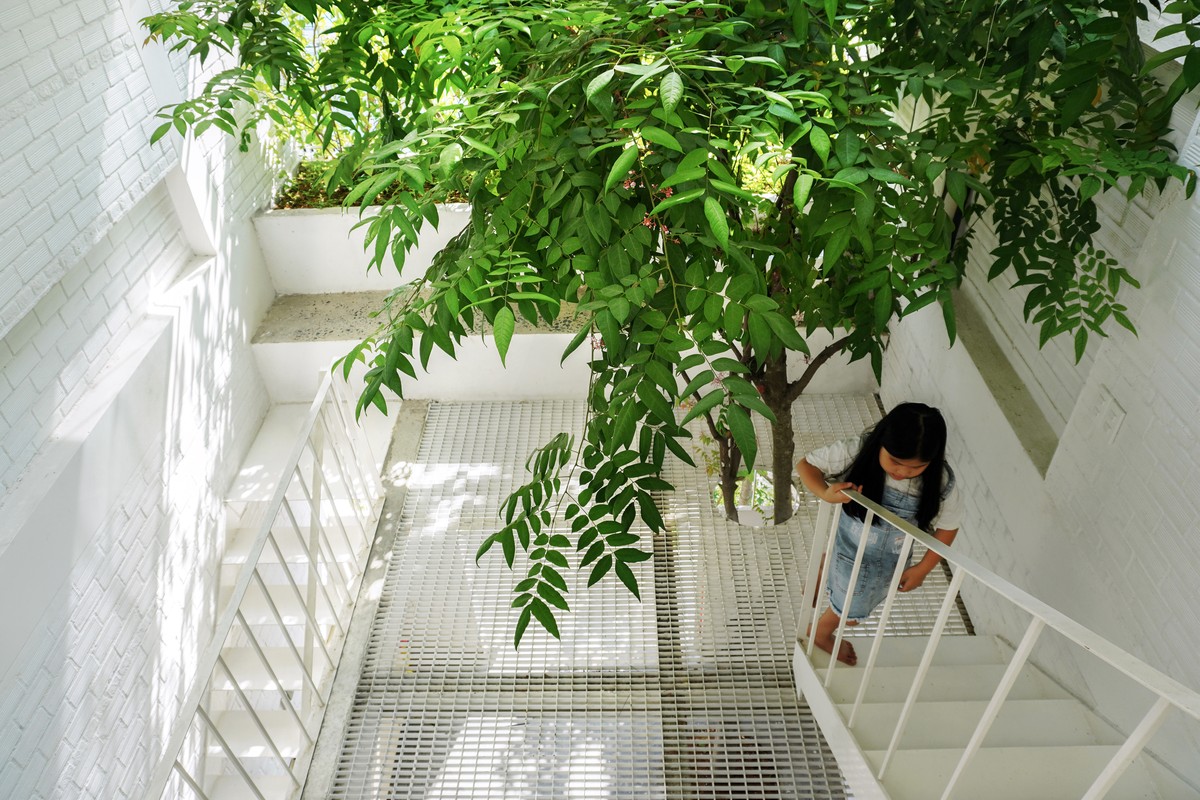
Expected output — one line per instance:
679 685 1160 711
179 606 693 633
153 207 1200 800
794 496 1200 800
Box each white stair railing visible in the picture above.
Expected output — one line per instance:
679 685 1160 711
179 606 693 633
797 490 1200 800
144 375 385 800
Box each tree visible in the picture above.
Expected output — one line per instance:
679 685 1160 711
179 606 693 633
146 0 1199 645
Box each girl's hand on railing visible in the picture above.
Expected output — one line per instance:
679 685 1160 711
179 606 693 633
898 564 931 592
823 482 860 503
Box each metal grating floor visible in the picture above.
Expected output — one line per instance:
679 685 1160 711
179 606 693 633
328 395 968 799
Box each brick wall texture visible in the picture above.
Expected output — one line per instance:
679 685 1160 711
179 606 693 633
882 87 1200 785
0 0 277 797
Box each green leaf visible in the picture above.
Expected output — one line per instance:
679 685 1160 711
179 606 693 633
835 130 861 167
501 529 515 567
641 126 681 152
614 560 640 599
681 390 723 425
873 282 894 329
586 69 615 102
725 404 757 468
588 554 613 586
945 170 967 208
514 605 532 648
660 71 683 113
649 186 704 215
711 357 750 373
560 325 591 366
660 166 706 190
703 196 729 250
793 172 814 210
537 581 570 610
809 126 831 165
1079 175 1102 203
763 312 809 353
605 144 640 192
529 598 561 638
942 292 957 345
681 369 714 399
461 134 498 158
493 306 516 366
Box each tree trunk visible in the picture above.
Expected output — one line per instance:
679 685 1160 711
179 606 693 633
717 434 742 523
761 350 796 524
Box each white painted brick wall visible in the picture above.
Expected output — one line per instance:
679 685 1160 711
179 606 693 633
0 0 280 797
882 85 1200 783
0 0 177 338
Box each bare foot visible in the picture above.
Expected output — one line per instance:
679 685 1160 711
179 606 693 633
814 635 857 666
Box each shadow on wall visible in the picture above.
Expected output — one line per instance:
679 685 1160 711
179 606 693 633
0 117 279 796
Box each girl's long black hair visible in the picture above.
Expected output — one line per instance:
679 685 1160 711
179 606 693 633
840 402 948 531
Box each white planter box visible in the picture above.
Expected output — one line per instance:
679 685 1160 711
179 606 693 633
253 204 471 294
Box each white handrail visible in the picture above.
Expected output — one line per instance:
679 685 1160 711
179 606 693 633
807 489 1200 798
143 373 385 800
837 489 1200 722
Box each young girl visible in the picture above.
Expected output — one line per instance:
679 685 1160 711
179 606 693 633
796 402 962 665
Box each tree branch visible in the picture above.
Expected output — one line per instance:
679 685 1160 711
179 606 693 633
785 335 852 404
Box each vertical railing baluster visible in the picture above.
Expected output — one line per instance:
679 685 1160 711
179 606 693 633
277 496 348 643
797 500 833 652
878 567 967 777
825 509 875 687
319 406 375 546
939 617 1045 799
325 382 381 505
304 430 323 723
303 435 361 574
1080 696 1172 800
807 504 842 659
849 532 915 728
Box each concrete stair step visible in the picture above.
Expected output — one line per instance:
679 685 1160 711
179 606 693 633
227 405 313 506
223 524 360 566
206 710 309 760
213 647 310 693
207 775 299 800
219 582 341 627
826 662 1070 705
806 634 1007 668
841 698 1121 750
866 744 1163 800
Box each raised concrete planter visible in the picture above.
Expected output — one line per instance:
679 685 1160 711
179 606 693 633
253 204 471 294
250 205 877 402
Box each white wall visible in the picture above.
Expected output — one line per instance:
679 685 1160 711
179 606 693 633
253 205 472 294
881 101 1200 784
0 0 279 796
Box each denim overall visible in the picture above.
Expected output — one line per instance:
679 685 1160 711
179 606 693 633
826 471 953 621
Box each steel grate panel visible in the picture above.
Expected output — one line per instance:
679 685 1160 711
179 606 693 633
330 395 967 799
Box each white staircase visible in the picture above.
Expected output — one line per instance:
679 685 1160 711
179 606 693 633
796 636 1196 799
795 494 1200 800
145 380 388 800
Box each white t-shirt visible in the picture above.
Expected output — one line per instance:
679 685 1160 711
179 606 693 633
805 438 963 532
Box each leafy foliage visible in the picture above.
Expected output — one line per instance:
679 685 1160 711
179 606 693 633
146 0 1200 645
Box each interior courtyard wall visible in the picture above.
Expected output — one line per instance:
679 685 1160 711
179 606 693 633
881 118 1200 783
0 0 279 797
